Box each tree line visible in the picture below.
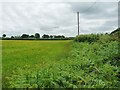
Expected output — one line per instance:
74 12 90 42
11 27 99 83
2 33 66 39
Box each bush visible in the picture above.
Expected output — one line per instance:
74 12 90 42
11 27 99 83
98 34 113 43
74 34 118 43
74 34 100 43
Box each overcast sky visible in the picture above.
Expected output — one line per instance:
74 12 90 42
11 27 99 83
0 0 119 37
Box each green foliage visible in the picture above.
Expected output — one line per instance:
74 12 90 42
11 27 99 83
98 34 113 43
35 33 40 39
2 34 6 38
74 34 100 43
2 39 120 88
74 33 119 43
21 34 29 38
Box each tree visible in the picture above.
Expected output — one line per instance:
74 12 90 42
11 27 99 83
14 36 21 39
42 34 49 38
21 34 29 38
2 34 6 38
29 35 34 38
35 33 40 39
54 35 65 39
54 35 57 38
61 35 65 38
50 35 53 39
11 36 14 38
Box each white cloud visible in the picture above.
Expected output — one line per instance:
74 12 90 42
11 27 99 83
0 1 118 37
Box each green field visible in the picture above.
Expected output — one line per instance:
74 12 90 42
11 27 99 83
2 40 71 74
2 40 72 87
2 39 120 88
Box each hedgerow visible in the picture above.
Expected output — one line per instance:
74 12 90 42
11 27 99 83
74 34 117 43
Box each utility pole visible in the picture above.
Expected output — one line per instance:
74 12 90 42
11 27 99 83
77 12 80 36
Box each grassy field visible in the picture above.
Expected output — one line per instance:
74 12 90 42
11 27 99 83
2 40 71 72
2 40 71 87
2 39 120 88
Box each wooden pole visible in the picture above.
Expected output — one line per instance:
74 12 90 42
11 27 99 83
77 12 79 35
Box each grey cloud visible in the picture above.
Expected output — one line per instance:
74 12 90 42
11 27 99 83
1 2 118 37
80 19 117 34
70 2 118 19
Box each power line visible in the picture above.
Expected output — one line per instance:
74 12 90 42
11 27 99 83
81 0 98 13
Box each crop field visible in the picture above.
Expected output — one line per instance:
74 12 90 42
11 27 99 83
2 40 71 87
2 37 120 88
2 41 71 75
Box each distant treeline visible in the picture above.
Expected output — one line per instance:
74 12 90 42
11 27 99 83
1 33 75 40
1 27 119 40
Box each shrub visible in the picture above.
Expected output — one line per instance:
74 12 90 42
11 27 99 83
74 34 118 43
74 34 99 43
98 34 113 43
